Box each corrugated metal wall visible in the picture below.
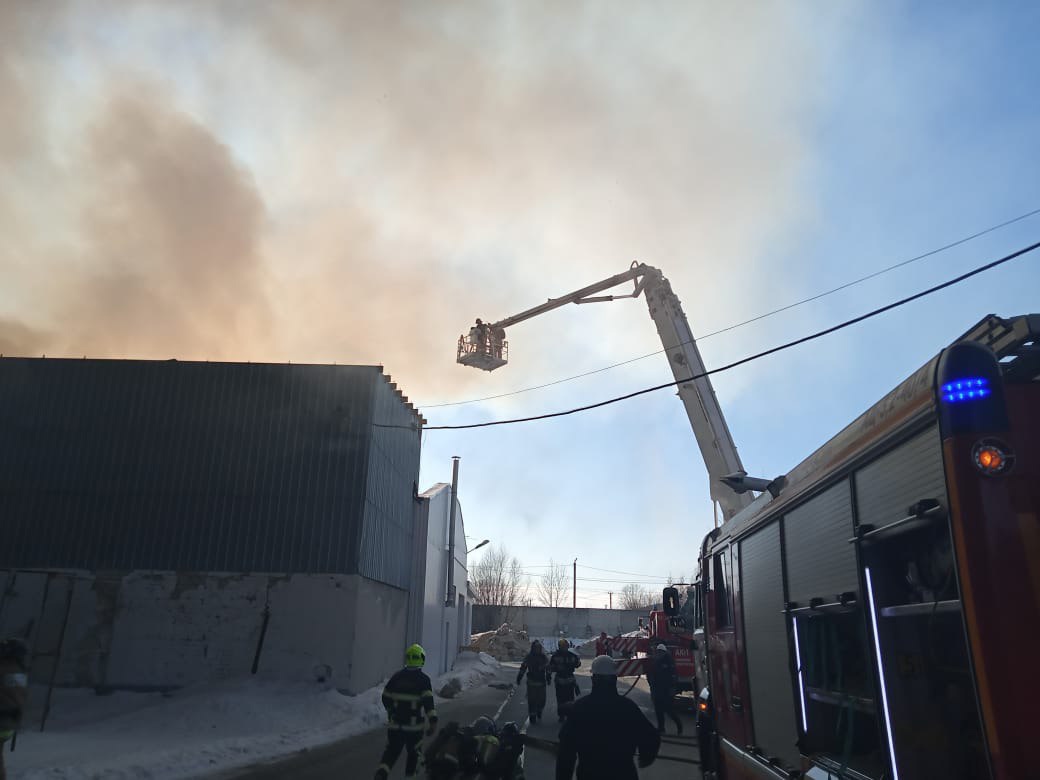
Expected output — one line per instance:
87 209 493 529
0 358 422 577
358 375 423 589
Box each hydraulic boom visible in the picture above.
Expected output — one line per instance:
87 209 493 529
457 262 754 521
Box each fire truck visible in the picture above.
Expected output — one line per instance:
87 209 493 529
606 589 703 694
691 313 1040 780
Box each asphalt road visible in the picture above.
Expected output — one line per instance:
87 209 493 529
218 660 701 780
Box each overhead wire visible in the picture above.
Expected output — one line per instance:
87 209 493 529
420 207 1040 410
425 240 1040 431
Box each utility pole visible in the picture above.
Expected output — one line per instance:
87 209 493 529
608 591 613 609
573 558 577 609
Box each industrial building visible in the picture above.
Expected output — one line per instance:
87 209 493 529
416 475 473 678
0 356 460 702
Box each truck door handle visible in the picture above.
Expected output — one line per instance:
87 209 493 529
731 696 743 712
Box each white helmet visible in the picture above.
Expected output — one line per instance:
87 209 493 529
656 644 668 652
591 655 617 677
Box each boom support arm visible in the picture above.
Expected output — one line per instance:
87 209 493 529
489 266 647 330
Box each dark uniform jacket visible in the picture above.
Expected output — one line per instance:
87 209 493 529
647 651 677 697
0 656 28 735
381 667 437 733
556 681 660 780
516 651 550 687
548 649 581 685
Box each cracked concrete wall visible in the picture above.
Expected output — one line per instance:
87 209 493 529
0 570 404 693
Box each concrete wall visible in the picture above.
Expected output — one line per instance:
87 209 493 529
472 605 649 638
419 483 470 677
0 570 406 695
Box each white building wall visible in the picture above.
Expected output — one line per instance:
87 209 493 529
0 570 406 696
419 483 469 678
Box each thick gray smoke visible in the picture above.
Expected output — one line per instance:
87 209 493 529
0 2 857 402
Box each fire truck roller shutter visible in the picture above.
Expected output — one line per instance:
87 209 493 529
854 426 945 537
740 521 800 770
784 481 857 606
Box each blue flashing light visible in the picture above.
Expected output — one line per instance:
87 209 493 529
941 377 992 403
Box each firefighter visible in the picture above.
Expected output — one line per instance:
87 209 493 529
556 655 660 780
648 644 683 735
515 640 550 723
0 638 29 780
425 716 510 779
594 632 611 657
375 644 438 780
486 721 525 779
548 639 581 721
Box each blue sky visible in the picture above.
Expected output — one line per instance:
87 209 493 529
1 2 1037 606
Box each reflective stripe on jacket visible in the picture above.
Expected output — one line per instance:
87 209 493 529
382 668 437 732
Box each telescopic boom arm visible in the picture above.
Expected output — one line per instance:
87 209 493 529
457 262 755 521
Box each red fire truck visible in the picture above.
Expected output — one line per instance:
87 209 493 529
694 313 1040 780
606 592 704 694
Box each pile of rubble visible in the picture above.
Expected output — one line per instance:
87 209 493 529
467 623 530 662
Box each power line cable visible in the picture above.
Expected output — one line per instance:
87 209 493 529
420 207 1040 410
425 240 1039 430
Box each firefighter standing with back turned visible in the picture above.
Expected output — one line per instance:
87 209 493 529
557 655 660 780
376 644 438 779
648 644 683 735
0 638 29 780
548 639 581 721
515 640 550 723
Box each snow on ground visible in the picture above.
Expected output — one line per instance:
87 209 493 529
8 654 502 779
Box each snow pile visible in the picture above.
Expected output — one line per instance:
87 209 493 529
435 651 501 695
7 655 501 780
467 624 530 661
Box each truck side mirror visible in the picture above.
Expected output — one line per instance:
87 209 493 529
663 587 680 616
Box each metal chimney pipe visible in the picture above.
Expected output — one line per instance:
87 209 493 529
446 456 460 606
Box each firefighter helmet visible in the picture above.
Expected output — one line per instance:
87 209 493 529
471 715 497 736
591 655 617 676
405 644 426 668
656 643 668 652
558 639 569 650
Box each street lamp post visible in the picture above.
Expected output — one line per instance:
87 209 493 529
467 539 490 554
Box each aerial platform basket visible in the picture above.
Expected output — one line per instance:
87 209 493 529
457 335 508 371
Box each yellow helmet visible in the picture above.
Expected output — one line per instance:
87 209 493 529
558 639 569 650
405 644 426 668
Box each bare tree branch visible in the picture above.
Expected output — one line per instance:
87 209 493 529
619 583 654 610
470 545 528 621
537 559 568 607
